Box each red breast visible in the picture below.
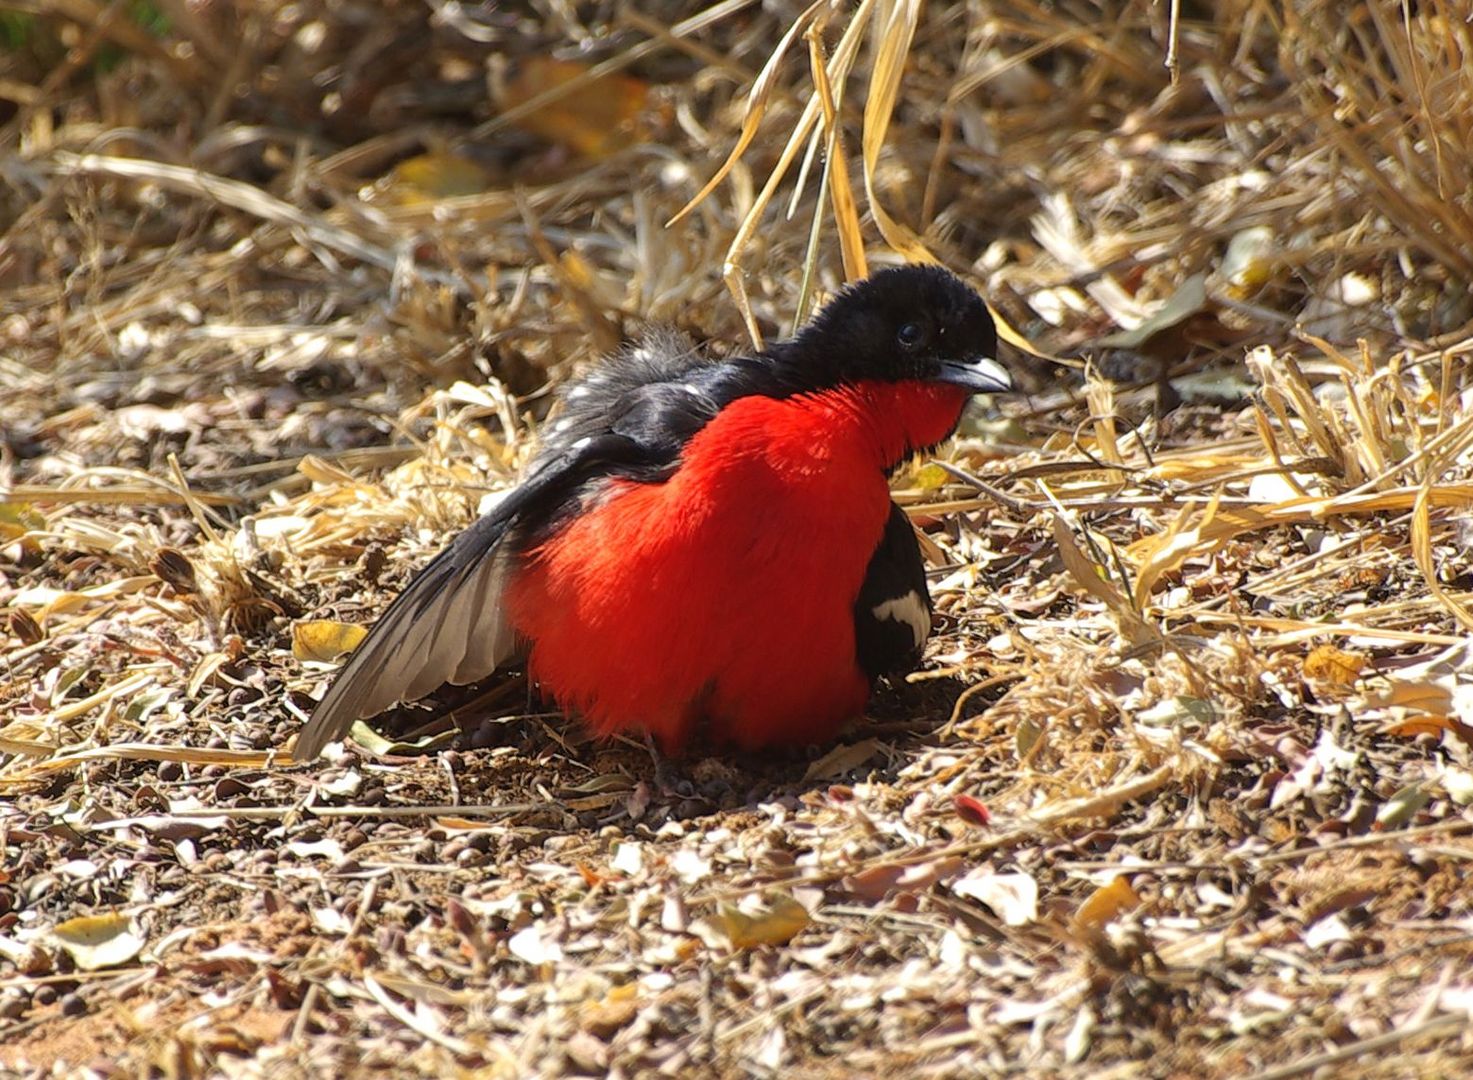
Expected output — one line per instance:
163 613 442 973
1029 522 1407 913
503 378 969 750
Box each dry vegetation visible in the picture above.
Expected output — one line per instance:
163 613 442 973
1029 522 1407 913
4 0 1473 1075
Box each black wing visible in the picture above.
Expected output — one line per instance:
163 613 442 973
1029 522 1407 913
291 470 547 762
853 502 934 680
292 334 770 761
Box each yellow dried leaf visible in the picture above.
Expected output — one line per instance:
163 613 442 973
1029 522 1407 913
386 152 494 204
292 619 369 663
1014 715 1046 760
1220 226 1278 298
805 25 865 281
582 983 640 1037
711 894 810 950
1054 515 1125 608
558 249 599 291
501 58 650 157
801 737 882 782
1073 876 1141 933
52 912 145 971
434 817 499 832
0 501 45 542
1413 479 1473 633
1381 715 1473 746
1364 679 1451 713
187 651 229 698
1052 515 1157 647
1302 645 1365 688
912 463 950 490
859 0 929 262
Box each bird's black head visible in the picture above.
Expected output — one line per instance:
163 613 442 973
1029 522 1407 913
778 265 1011 396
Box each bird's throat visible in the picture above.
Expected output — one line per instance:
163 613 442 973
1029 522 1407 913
796 379 973 473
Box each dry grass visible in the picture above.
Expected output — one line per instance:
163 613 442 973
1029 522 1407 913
4 1 1473 1076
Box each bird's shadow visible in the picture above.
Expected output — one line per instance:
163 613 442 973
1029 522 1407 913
374 671 991 828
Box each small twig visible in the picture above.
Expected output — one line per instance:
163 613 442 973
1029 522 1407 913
939 674 1017 737
363 972 477 1057
929 460 1030 515
1163 0 1181 83
0 484 241 507
1251 818 1473 868
1029 763 1177 826
1051 819 1473 875
290 983 321 1045
82 802 543 831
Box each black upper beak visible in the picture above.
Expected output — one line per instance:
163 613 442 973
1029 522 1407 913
936 355 1012 394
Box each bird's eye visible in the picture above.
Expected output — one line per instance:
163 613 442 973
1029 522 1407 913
896 322 926 349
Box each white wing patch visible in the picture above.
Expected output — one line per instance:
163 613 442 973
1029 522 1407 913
871 590 931 649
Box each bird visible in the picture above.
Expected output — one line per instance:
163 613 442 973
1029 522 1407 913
291 264 1011 762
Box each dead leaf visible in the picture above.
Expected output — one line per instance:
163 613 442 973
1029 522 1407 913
286 838 345 860
292 619 368 663
802 738 882 782
500 57 651 157
1136 695 1216 732
953 794 991 827
508 923 564 965
1374 781 1431 830
1380 715 1473 742
1303 645 1366 688
51 912 145 971
1303 912 1353 951
1052 514 1156 645
696 894 811 950
0 501 45 543
843 855 964 902
667 0 827 228
1015 715 1046 760
1096 273 1209 350
386 152 494 204
345 720 459 758
582 983 640 1037
434 817 501 832
1073 876 1141 934
1440 766 1473 804
912 462 951 490
952 869 1039 926
1064 1004 1096 1064
186 651 229 697
1218 225 1279 297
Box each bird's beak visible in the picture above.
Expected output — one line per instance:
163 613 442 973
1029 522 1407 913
936 355 1012 394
